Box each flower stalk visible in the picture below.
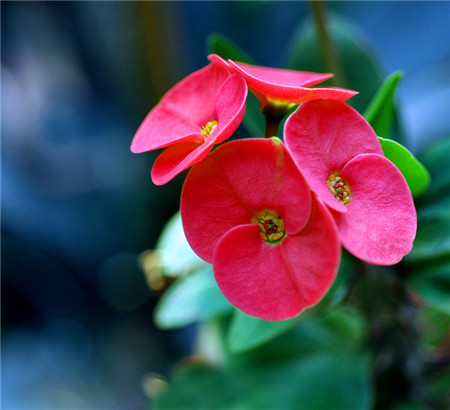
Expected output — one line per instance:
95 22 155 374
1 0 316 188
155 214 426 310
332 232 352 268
310 0 346 88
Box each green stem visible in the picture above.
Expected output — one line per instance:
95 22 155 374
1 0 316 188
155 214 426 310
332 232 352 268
310 0 346 88
264 110 281 139
262 101 294 139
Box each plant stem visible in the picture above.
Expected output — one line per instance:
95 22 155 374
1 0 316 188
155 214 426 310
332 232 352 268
263 110 281 139
310 0 346 88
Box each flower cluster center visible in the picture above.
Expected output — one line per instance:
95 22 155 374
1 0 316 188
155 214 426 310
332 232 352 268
327 172 351 205
253 210 286 243
200 120 218 140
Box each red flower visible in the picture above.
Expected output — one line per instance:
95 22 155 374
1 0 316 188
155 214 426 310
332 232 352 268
285 100 417 265
181 138 340 320
209 54 357 109
131 60 247 185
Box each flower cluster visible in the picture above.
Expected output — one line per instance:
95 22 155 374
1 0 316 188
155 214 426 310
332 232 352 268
131 56 417 320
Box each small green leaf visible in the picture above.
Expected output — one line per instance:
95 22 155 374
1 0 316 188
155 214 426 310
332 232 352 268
155 211 208 277
154 266 233 329
378 137 430 197
206 33 255 64
409 261 450 314
364 71 403 139
227 310 299 353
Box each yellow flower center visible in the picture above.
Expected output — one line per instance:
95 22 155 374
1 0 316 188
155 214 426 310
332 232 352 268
200 120 218 140
327 172 351 205
252 210 286 243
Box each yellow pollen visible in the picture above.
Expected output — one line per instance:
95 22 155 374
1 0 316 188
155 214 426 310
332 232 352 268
327 172 351 205
200 120 218 140
252 210 286 243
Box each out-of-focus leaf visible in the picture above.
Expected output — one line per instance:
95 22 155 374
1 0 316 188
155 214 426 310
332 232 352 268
155 211 208 277
206 33 265 138
407 137 450 262
154 352 373 410
206 33 255 64
392 400 428 410
227 310 299 353
409 261 450 314
406 209 450 263
378 137 430 198
320 306 367 344
319 250 355 306
417 137 450 200
243 92 265 138
286 15 383 113
427 366 450 409
364 71 403 139
154 266 233 329
419 306 450 348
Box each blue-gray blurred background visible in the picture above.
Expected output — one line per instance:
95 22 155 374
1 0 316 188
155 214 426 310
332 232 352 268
2 1 449 409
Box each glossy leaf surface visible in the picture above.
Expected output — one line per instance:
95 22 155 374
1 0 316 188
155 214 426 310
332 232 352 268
154 266 233 329
364 71 403 139
378 137 430 198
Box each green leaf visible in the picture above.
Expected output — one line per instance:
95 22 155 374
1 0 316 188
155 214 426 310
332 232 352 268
154 266 233 329
320 306 367 344
364 71 403 139
407 207 450 263
406 137 450 262
206 33 255 64
285 14 383 113
206 33 265 138
243 92 266 138
409 261 450 314
417 137 450 200
319 250 356 306
155 211 208 277
154 352 373 410
227 310 299 353
419 305 450 348
378 137 430 197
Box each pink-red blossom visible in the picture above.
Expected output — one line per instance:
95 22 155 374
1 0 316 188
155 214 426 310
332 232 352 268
131 60 247 185
209 54 357 109
285 100 417 265
181 138 340 320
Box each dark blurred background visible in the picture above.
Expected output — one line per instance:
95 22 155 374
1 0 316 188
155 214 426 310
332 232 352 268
2 1 449 409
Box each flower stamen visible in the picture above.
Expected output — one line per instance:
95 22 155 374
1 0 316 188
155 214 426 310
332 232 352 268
327 172 351 205
200 120 218 141
252 210 286 243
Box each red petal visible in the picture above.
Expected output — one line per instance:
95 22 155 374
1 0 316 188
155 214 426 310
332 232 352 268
148 74 247 184
181 138 312 262
285 100 383 213
207 54 232 71
131 61 229 153
335 153 417 265
229 60 333 87
227 60 356 105
213 196 340 321
151 140 212 186
211 74 248 144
